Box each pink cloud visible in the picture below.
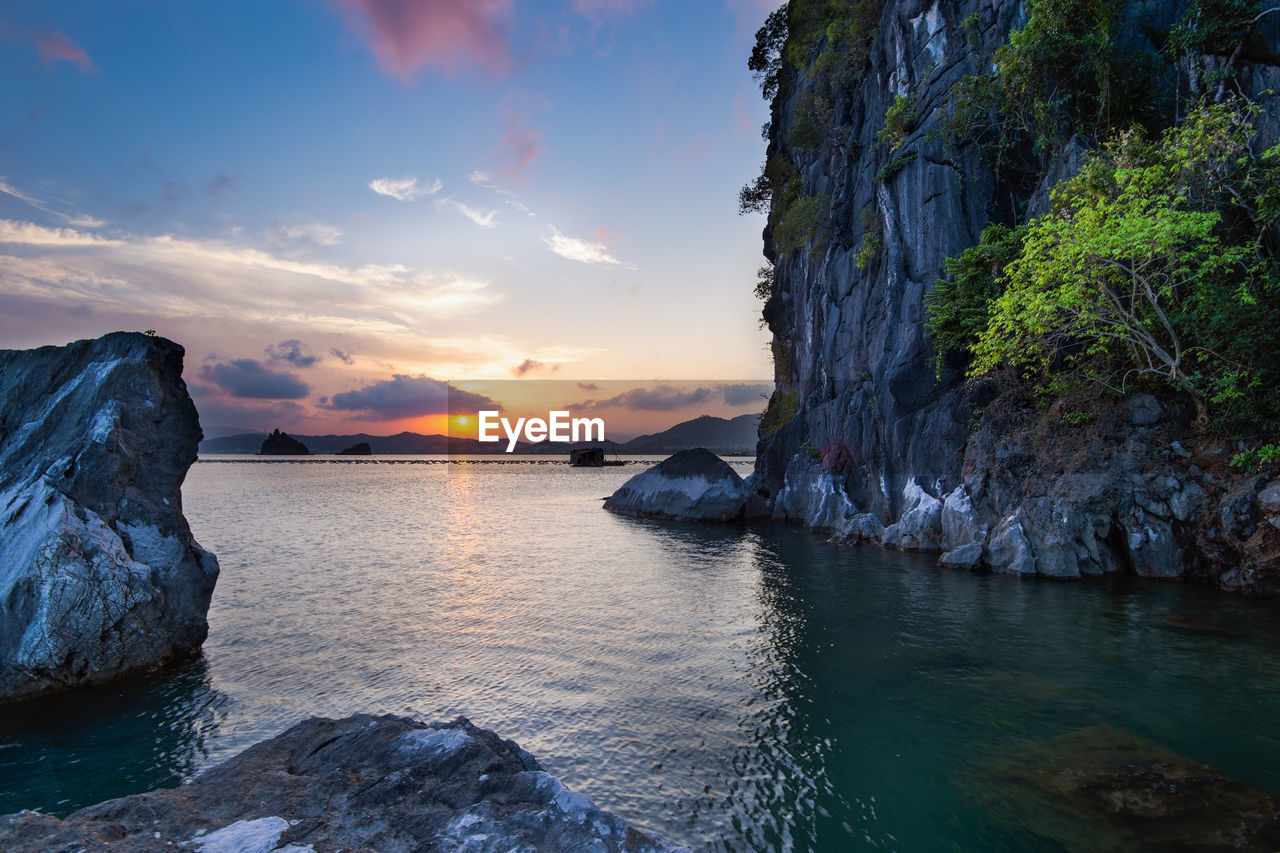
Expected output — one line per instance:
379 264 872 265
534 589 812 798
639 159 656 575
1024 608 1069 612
339 0 514 80
498 107 543 177
32 30 94 73
592 225 621 246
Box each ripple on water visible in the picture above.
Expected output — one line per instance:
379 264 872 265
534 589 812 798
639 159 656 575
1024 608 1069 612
1 457 1279 852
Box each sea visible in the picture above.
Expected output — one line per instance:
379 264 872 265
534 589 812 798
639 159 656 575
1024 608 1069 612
1 455 1278 851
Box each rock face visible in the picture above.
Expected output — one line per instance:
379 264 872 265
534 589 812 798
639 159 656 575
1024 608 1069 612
752 0 1280 593
0 713 691 853
0 333 219 702
259 428 309 455
604 448 748 521
339 441 373 456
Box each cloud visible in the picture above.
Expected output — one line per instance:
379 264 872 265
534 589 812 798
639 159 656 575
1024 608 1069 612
32 30 95 73
326 374 496 420
721 382 773 406
368 176 442 201
438 198 498 228
0 219 500 338
577 382 600 391
468 170 512 195
329 348 355 365
265 339 321 367
513 358 559 376
506 199 535 217
592 225 620 246
498 107 543 177
200 359 311 399
542 226 629 267
189 397 309 432
572 383 772 412
0 220 122 247
205 173 238 196
268 221 343 246
0 178 103 228
339 0 515 80
571 384 713 412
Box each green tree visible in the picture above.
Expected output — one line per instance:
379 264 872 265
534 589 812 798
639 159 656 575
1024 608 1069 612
969 102 1280 433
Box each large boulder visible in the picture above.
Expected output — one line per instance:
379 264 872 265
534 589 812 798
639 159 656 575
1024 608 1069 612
0 713 691 852
0 332 219 702
604 448 748 522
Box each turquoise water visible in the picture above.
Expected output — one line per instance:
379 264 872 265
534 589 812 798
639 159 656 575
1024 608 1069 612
1 457 1278 850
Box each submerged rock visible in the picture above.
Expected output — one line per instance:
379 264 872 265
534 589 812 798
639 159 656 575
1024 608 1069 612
0 713 691 852
0 332 219 703
259 428 309 455
984 724 1280 851
604 448 747 522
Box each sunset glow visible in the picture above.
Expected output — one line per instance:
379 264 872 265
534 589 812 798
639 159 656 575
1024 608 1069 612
0 1 779 435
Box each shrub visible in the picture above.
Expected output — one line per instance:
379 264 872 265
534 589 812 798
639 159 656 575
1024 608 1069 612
877 94 917 148
967 101 1280 435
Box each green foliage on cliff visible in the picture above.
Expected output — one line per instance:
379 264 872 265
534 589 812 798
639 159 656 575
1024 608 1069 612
877 94 917 148
742 0 888 261
774 193 833 255
963 102 1280 434
925 223 1026 375
993 0 1163 151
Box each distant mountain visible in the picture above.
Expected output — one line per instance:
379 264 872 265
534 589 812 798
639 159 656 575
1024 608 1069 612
197 414 760 455
623 414 759 454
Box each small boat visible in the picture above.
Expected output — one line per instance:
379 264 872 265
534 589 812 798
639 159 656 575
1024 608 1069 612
569 447 625 467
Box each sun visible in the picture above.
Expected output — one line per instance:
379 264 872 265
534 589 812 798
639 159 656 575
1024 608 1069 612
457 416 469 426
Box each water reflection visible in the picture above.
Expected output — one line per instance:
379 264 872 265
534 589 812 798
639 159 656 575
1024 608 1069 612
0 656 226 815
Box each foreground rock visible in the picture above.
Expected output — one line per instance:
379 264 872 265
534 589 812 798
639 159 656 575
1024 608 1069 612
0 332 219 703
604 448 747 521
259 428 309 455
0 713 691 852
983 724 1280 851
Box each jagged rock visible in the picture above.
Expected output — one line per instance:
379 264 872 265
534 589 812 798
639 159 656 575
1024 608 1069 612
259 428 309 455
1122 393 1166 426
338 441 373 456
1259 480 1280 531
879 480 942 550
986 516 1036 576
604 448 747 522
0 332 219 702
940 486 986 550
0 713 690 852
833 512 886 543
939 542 983 570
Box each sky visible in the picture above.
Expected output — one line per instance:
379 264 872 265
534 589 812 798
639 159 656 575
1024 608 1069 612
0 0 779 436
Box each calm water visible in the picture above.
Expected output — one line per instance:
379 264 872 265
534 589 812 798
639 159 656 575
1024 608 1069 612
2 456 1279 850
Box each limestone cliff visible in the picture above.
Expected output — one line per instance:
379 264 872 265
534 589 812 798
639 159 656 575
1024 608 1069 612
751 0 1280 591
0 332 219 701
